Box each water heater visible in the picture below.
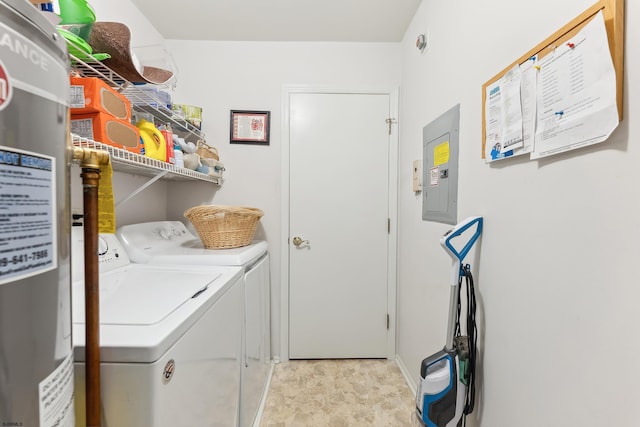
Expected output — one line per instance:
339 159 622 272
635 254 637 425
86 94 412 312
0 1 73 426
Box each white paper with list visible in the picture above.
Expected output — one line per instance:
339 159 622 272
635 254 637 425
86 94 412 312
531 10 618 159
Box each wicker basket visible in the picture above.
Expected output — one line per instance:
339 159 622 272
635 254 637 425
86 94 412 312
196 140 219 161
184 205 263 249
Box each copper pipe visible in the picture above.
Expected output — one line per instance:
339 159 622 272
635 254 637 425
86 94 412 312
81 166 101 427
73 147 110 427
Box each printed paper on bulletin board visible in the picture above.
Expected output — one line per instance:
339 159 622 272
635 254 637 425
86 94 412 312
530 11 618 159
481 0 624 162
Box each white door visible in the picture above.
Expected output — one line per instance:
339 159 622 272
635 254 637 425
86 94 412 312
288 92 390 359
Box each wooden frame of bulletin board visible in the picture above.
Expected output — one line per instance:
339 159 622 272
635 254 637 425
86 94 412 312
481 0 624 159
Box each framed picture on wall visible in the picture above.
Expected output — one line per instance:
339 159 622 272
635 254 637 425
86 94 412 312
230 110 270 145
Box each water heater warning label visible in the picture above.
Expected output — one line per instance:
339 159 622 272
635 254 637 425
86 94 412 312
0 146 56 286
39 353 74 427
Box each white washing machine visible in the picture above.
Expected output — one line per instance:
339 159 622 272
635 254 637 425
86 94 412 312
71 228 244 427
116 221 272 427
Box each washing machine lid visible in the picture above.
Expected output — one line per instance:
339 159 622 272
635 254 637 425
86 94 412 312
72 263 242 363
146 240 268 266
117 220 268 266
72 266 220 325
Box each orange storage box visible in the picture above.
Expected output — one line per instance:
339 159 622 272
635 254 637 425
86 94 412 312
70 76 132 120
71 112 143 154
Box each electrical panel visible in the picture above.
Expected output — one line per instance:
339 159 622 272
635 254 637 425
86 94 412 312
422 104 460 225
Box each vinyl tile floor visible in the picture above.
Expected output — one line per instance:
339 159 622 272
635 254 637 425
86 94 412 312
259 359 417 427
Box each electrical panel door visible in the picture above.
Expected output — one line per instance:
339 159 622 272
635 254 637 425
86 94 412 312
422 104 460 225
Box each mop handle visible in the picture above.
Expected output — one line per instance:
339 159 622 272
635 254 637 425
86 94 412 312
441 216 483 351
440 216 483 287
441 216 484 266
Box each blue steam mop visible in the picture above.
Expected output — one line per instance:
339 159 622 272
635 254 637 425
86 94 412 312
415 216 483 427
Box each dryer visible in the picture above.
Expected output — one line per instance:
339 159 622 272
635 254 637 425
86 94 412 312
71 229 244 427
117 221 271 427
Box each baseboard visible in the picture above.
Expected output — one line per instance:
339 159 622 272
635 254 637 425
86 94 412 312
395 355 418 395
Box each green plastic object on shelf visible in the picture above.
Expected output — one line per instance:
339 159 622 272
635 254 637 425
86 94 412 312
58 0 96 42
57 27 110 62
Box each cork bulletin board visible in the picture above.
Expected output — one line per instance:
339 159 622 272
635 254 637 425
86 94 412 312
481 0 624 159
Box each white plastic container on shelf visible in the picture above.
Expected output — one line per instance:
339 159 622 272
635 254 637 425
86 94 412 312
174 144 184 168
123 84 172 109
131 44 179 88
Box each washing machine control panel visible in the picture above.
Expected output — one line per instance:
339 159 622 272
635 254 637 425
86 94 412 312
98 235 109 255
151 223 189 241
153 223 190 241
116 221 200 263
96 234 130 271
71 230 131 281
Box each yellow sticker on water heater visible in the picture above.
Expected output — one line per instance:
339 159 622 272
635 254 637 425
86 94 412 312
433 141 450 166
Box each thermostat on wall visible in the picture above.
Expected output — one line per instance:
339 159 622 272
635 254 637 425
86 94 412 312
413 160 422 192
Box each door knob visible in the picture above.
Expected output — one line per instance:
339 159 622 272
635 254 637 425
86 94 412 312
292 236 309 247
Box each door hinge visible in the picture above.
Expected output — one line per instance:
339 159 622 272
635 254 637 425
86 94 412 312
385 118 397 135
387 218 390 234
387 314 390 330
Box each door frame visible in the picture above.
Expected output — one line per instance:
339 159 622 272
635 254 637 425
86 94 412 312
279 85 399 362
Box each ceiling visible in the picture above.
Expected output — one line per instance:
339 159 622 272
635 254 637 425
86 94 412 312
129 0 422 42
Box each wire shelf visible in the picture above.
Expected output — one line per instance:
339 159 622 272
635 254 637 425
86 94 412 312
72 134 221 184
66 45 220 186
69 54 204 140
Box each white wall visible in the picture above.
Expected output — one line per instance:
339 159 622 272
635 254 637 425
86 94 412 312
163 40 401 359
81 1 640 424
90 0 164 47
397 1 639 426
78 1 400 362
